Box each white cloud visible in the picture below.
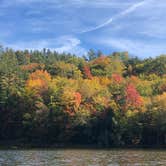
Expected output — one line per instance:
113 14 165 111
4 36 87 56
98 37 166 57
1 0 131 8
54 36 87 55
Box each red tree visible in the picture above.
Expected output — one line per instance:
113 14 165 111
112 74 123 84
74 92 82 108
83 66 93 79
125 83 143 108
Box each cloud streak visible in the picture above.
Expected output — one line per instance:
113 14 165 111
80 0 152 33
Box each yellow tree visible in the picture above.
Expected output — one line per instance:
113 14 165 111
26 70 51 95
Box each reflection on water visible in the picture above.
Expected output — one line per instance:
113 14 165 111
0 149 165 165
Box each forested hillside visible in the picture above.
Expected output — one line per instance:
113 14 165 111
0 46 166 146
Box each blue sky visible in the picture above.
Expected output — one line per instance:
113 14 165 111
0 0 166 58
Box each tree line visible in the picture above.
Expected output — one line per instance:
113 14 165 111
0 46 166 146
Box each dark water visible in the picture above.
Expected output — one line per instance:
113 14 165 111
0 149 165 166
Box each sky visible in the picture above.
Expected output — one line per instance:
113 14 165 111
0 0 166 58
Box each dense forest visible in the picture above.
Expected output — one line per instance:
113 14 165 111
0 46 166 147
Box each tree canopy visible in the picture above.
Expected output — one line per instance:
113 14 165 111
0 47 166 146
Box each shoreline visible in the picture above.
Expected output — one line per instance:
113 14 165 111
0 141 165 150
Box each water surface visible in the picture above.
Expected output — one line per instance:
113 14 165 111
0 149 165 165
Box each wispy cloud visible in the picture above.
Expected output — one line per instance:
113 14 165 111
4 36 86 55
97 37 166 57
1 0 131 8
80 0 153 33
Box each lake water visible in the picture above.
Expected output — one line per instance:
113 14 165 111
0 149 165 165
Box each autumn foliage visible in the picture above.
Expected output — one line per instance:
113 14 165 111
26 70 51 93
0 48 166 146
74 92 82 108
83 66 93 79
112 74 123 84
21 63 45 71
125 83 143 109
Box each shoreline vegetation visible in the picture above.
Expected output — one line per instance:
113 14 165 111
0 46 166 147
